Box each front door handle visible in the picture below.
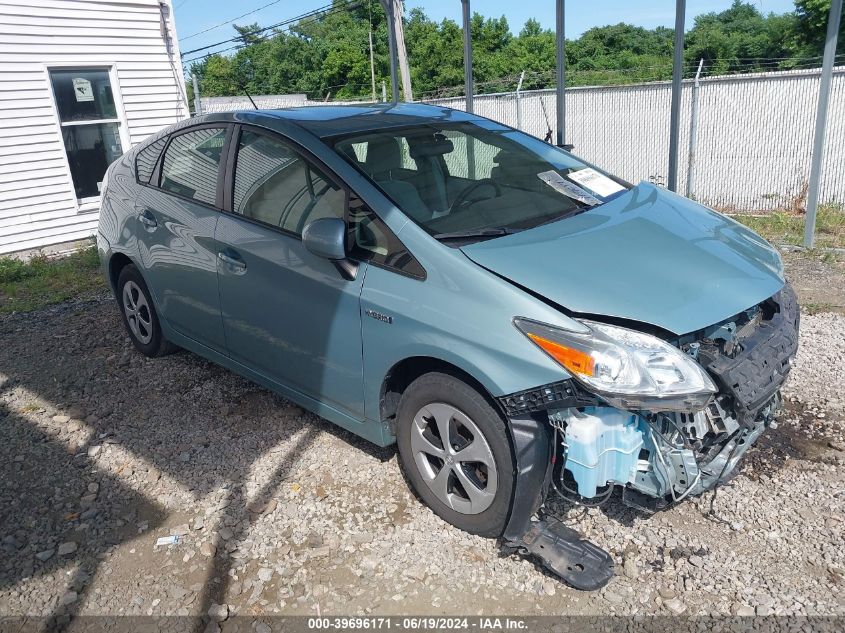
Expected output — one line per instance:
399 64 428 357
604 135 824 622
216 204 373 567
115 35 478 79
217 250 247 274
138 210 158 229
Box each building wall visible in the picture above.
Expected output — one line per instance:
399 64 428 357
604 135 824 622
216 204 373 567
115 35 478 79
0 0 188 255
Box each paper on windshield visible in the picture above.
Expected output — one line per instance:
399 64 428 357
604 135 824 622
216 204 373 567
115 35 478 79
566 167 625 198
537 170 601 206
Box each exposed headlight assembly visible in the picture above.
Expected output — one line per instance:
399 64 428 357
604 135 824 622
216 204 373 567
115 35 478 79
514 318 717 412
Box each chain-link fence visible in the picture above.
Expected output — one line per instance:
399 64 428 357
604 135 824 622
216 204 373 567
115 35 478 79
198 66 844 212
421 66 845 212
200 94 309 112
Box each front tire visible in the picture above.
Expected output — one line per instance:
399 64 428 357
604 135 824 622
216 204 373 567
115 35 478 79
116 264 175 358
396 372 514 537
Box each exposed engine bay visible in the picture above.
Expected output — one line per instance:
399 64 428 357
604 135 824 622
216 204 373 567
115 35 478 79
499 285 799 590
544 284 800 509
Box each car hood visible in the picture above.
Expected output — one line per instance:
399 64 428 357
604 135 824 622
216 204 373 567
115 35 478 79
461 182 785 335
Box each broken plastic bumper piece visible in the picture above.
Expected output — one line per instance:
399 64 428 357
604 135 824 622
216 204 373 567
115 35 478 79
517 519 614 591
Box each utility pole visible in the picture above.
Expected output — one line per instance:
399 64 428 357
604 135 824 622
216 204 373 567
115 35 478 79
804 0 842 248
393 0 413 101
380 0 399 102
667 0 686 192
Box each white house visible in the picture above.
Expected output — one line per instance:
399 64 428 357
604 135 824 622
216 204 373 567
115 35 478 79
0 0 189 256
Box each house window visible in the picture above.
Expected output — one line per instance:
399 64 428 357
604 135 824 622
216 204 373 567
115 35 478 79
49 68 124 200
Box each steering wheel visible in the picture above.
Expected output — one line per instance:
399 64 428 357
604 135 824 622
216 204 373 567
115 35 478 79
448 178 503 214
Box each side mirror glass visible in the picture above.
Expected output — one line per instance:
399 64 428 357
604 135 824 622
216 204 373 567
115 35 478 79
302 217 347 261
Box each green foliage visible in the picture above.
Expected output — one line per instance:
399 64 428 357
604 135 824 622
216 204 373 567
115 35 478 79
684 1 800 75
793 0 845 57
188 1 835 100
0 247 104 314
733 204 845 249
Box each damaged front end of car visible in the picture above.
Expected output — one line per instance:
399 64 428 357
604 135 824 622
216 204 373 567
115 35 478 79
498 284 800 590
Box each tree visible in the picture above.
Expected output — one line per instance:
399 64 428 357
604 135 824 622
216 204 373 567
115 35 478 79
684 1 798 75
186 0 834 99
234 22 264 46
503 19 556 88
793 0 845 57
566 23 674 84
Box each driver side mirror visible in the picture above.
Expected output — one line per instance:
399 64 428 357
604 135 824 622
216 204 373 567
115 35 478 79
302 217 358 281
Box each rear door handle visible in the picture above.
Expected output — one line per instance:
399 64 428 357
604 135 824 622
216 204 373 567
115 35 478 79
138 210 158 229
217 250 247 274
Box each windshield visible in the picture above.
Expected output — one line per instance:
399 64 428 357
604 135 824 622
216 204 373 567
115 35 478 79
332 120 629 244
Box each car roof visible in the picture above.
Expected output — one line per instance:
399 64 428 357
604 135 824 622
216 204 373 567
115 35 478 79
222 102 481 139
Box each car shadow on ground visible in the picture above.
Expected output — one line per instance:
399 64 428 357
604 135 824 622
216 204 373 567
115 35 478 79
0 298 393 628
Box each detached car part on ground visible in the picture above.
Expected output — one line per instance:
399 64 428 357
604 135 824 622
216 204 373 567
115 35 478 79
97 104 799 591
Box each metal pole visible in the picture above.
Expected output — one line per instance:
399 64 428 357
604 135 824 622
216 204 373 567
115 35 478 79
804 0 842 248
381 0 400 103
461 0 475 178
368 27 377 102
516 70 525 131
555 0 565 146
191 74 202 116
461 0 473 114
382 80 387 102
685 58 704 199
667 0 686 192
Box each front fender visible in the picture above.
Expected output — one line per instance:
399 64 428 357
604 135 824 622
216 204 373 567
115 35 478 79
359 257 579 428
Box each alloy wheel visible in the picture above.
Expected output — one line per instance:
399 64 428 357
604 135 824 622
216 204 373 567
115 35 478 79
410 402 498 514
122 280 154 345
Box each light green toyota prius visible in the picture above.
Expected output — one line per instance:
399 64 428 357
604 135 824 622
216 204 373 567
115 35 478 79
98 103 799 590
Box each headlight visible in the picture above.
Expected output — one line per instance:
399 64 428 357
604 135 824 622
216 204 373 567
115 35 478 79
514 317 717 412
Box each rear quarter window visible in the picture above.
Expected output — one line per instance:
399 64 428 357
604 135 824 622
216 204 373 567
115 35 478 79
135 136 168 184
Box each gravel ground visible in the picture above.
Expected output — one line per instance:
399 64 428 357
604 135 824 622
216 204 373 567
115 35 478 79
0 293 843 623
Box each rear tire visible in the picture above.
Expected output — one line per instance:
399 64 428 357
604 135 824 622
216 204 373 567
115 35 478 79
116 264 176 358
396 372 514 537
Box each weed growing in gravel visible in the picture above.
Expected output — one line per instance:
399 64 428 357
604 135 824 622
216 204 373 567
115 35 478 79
732 204 845 250
0 246 105 314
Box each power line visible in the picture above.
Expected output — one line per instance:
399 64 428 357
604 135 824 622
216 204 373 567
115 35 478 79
182 2 360 66
181 0 287 41
181 1 351 58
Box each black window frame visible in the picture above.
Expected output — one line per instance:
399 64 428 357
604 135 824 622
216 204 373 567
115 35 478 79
142 123 233 212
223 123 426 280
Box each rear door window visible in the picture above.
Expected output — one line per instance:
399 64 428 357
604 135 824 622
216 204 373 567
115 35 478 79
160 127 228 205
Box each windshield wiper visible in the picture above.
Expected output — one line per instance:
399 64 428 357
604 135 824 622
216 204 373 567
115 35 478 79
433 227 517 242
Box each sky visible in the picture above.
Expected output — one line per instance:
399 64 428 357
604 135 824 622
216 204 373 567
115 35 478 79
173 0 799 60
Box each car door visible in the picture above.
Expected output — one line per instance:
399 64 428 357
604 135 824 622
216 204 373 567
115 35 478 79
214 126 366 418
135 124 229 353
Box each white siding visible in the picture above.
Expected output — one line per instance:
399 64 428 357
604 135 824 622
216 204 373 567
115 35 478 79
0 0 188 254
